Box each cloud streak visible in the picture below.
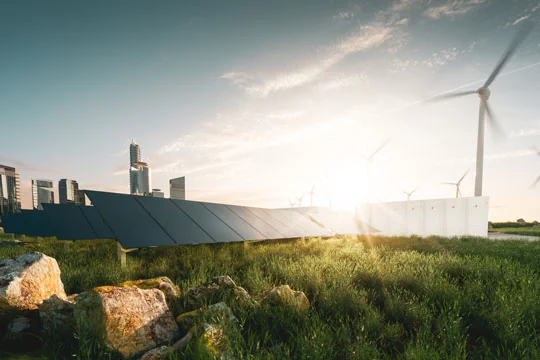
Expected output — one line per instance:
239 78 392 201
423 0 487 19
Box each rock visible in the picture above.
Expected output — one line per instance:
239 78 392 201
186 275 254 307
116 277 180 310
2 314 42 350
0 252 66 315
191 323 234 359
39 293 77 337
138 331 193 360
260 285 310 313
0 239 23 246
176 302 237 332
74 286 179 359
138 345 170 360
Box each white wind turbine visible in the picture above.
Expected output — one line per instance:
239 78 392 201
306 185 316 207
429 23 533 197
403 188 418 201
288 198 297 208
296 194 305 207
443 170 469 198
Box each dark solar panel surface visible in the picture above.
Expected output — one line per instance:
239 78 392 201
202 202 265 241
85 191 175 248
21 210 53 237
171 200 243 243
268 209 313 235
43 204 97 240
226 205 285 239
1 214 27 235
246 207 298 238
79 206 115 239
135 196 215 245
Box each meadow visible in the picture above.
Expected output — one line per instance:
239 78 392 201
0 233 539 359
491 227 540 237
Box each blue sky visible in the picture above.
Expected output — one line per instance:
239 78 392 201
1 0 539 221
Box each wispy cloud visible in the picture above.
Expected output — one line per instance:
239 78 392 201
317 73 367 91
423 0 487 19
223 23 394 97
333 11 356 20
391 44 474 72
509 128 540 138
505 3 540 27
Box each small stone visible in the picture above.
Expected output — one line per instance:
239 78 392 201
186 275 254 307
260 285 310 313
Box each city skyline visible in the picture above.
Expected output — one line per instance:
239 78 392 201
1 1 540 221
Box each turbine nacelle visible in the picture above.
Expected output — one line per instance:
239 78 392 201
477 87 490 100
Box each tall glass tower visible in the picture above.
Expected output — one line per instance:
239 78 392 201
129 140 151 195
32 179 54 210
0 164 21 216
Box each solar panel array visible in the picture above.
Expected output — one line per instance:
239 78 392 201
85 190 333 248
0 191 335 248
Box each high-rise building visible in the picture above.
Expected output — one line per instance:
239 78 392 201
130 162 151 195
0 165 21 216
169 176 185 200
59 179 85 205
151 189 164 198
129 140 151 195
32 179 54 210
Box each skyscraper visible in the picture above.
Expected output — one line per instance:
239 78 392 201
32 179 54 210
169 176 185 200
59 179 85 205
0 165 21 216
129 140 151 195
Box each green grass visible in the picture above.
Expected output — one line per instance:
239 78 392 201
491 227 540 237
1 235 539 359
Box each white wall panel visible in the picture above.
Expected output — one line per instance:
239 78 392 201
364 197 488 238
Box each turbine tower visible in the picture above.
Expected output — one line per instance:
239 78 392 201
429 23 533 197
306 186 316 207
403 188 418 201
443 170 469 198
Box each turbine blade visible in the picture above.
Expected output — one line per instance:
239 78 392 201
482 98 506 141
426 90 477 102
371 140 389 158
411 188 418 194
458 169 470 184
483 22 534 88
442 182 456 185
531 175 540 189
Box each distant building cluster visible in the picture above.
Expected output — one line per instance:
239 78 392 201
0 140 185 216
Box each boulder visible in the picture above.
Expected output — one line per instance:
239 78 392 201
186 275 254 307
74 286 179 359
176 302 237 332
0 252 66 315
39 293 77 337
116 277 180 310
260 285 310 313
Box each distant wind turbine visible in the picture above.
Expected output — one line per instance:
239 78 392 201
443 170 470 198
306 186 316 207
403 188 418 201
428 23 533 197
296 194 305 207
288 198 297 208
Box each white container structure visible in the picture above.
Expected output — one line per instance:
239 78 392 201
359 197 489 237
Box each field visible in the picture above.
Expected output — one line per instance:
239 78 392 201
491 227 540 237
1 233 539 359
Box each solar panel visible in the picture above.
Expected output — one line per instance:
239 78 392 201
283 210 334 237
85 191 176 248
202 202 266 241
135 196 215 245
79 206 115 239
244 207 299 238
1 213 27 235
227 205 288 239
43 204 98 240
171 200 243 243
266 209 313 235
20 210 53 237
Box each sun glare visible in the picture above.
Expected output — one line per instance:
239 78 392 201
327 155 370 212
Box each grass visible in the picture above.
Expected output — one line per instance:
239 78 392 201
0 234 539 359
491 227 540 237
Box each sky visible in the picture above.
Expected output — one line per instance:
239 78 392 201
1 0 540 221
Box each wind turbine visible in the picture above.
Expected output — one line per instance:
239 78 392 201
288 198 297 208
403 188 418 201
306 186 316 207
296 194 305 207
443 170 469 198
429 23 533 197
